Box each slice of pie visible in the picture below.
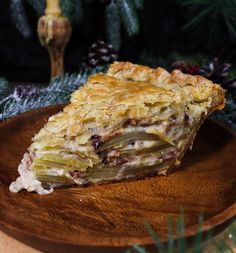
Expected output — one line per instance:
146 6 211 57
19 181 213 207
9 61 225 194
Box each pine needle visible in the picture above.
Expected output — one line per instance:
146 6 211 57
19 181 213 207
60 0 82 23
117 0 139 36
176 210 187 253
106 1 121 50
144 219 165 253
10 0 32 38
227 225 236 245
193 214 204 253
167 217 174 253
212 93 236 131
0 78 11 100
177 0 236 46
132 0 144 10
60 0 76 22
182 6 213 31
0 66 105 121
213 238 234 253
132 244 149 253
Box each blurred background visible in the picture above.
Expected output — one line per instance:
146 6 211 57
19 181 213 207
1 0 236 129
0 0 236 83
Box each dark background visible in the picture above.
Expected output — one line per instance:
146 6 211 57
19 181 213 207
0 0 235 83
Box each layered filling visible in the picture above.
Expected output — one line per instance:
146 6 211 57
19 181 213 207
73 114 195 184
10 109 198 194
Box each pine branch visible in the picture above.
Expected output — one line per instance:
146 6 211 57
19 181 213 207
144 219 165 252
212 93 236 131
176 211 187 253
10 0 32 38
223 14 236 40
193 215 204 253
167 217 174 253
60 0 83 24
131 245 148 253
128 213 236 253
177 0 236 45
182 6 213 31
60 0 75 22
132 0 144 10
117 0 139 36
213 238 234 253
0 67 105 121
106 1 121 51
0 78 12 100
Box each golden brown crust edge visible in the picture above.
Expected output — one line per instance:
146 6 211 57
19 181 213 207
107 61 213 87
107 61 170 84
107 61 225 110
211 84 225 111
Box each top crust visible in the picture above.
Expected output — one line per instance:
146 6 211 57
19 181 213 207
107 61 212 87
30 61 225 151
107 61 225 109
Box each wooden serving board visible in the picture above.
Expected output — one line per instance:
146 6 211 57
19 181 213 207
0 105 235 253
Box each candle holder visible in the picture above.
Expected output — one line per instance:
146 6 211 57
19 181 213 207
37 0 72 79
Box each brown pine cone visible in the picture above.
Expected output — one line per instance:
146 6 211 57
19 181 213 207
82 40 118 68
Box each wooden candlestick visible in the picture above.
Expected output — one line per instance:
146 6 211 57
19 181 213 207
37 0 72 79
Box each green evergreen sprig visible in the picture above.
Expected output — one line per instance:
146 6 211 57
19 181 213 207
177 0 236 47
132 0 144 10
106 0 143 49
60 0 83 24
106 1 121 51
127 214 235 253
10 0 32 38
10 0 143 49
0 78 12 100
0 66 105 121
212 92 236 131
117 0 140 36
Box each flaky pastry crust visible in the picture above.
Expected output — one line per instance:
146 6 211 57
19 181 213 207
31 61 224 151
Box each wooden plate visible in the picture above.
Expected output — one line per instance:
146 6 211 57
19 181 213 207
0 105 235 253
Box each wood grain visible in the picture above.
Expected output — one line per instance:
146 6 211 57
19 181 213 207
0 105 235 253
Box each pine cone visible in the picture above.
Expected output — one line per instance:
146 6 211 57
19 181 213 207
199 58 231 83
14 85 39 99
82 40 118 68
171 60 200 75
199 58 236 91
